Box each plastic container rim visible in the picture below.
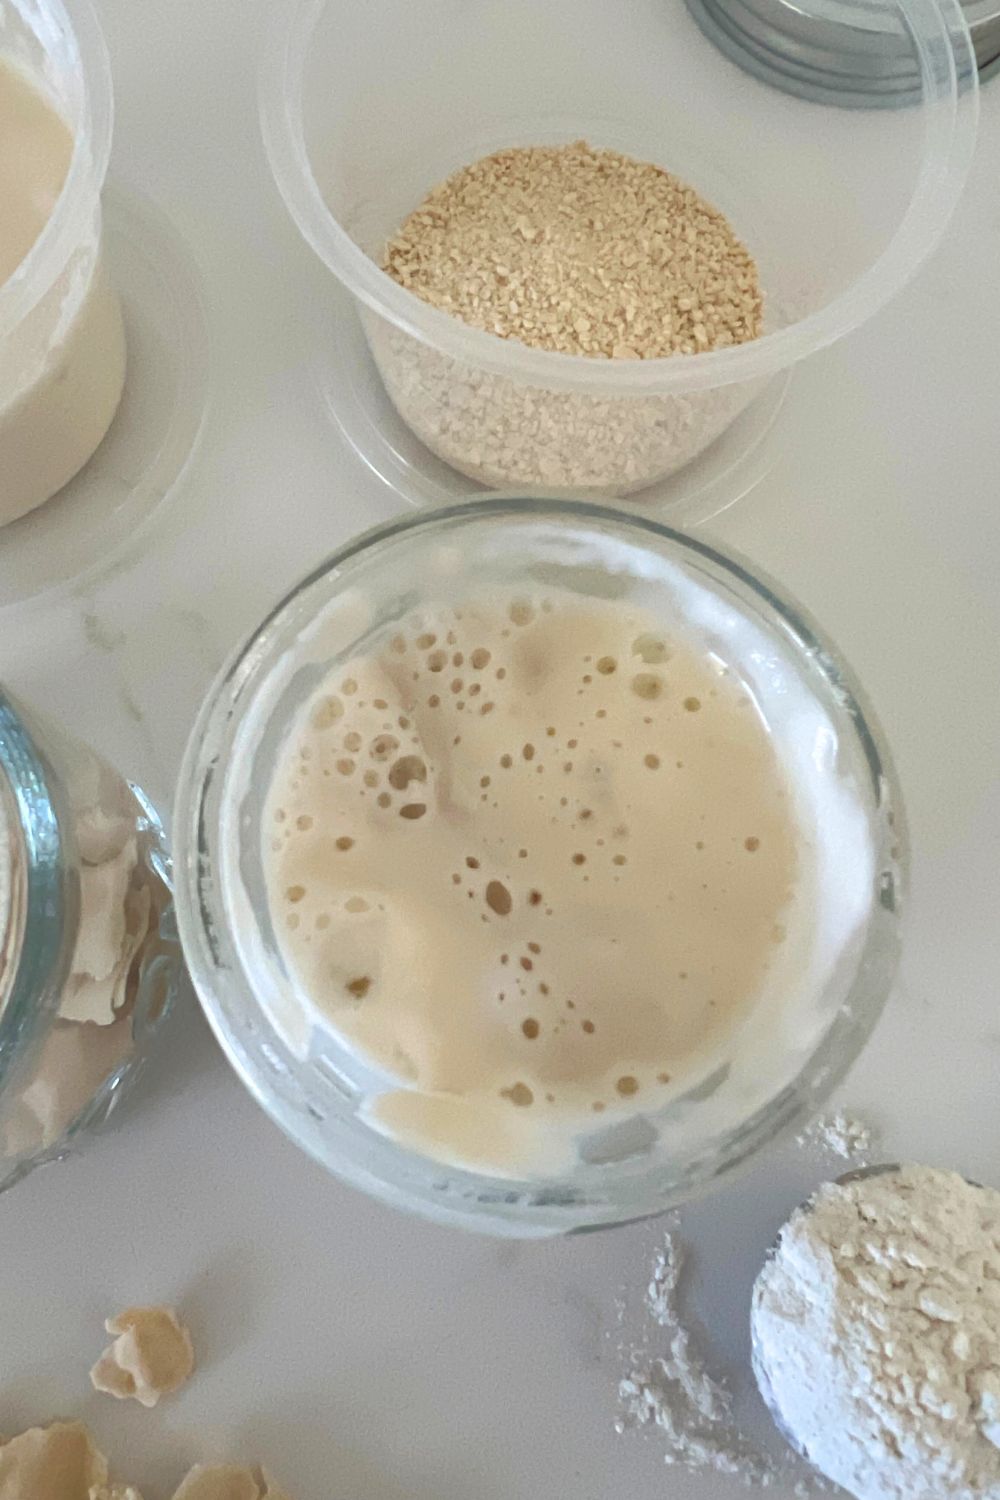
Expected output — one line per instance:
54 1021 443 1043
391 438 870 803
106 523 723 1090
259 0 978 396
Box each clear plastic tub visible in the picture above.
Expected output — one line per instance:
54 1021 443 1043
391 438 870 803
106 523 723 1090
261 0 977 501
0 0 125 525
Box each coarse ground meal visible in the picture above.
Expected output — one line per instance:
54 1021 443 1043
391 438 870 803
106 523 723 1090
383 142 762 359
369 141 768 497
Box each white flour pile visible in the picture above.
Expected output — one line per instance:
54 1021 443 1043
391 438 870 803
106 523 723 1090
752 1164 1000 1500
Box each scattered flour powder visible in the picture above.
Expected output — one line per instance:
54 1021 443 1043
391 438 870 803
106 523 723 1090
796 1110 874 1164
617 1227 782 1486
752 1165 1000 1500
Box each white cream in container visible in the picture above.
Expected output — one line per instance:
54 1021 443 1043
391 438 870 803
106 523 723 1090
0 0 125 525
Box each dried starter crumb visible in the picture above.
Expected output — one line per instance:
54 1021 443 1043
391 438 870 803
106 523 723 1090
0 742 168 1161
90 1305 195 1408
0 1420 290 1500
384 141 762 359
171 1466 290 1500
0 1421 109 1498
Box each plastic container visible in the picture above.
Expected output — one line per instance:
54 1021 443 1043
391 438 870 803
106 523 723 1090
173 498 905 1237
0 692 182 1191
261 0 977 502
0 184 211 608
0 0 125 525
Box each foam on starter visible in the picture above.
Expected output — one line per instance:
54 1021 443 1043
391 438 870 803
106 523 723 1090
259 578 875 1178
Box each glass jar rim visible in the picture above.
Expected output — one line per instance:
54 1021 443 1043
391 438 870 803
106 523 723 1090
0 693 73 1093
174 497 907 1234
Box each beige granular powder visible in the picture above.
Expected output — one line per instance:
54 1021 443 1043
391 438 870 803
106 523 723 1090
383 141 762 359
366 315 763 496
368 144 770 495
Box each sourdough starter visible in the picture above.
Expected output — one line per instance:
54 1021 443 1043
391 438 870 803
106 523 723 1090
261 588 869 1176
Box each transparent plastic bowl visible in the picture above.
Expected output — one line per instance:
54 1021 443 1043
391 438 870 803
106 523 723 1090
261 0 977 500
0 0 125 525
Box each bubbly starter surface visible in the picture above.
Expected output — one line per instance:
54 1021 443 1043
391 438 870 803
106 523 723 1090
0 59 125 525
263 593 804 1175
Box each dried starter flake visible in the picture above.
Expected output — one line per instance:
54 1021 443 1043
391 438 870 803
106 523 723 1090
1 1010 136 1156
0 1420 109 1499
384 141 762 359
171 1467 290 1500
90 1304 195 1408
0 735 168 1164
0 1421 289 1500
62 842 153 1026
68 839 133 993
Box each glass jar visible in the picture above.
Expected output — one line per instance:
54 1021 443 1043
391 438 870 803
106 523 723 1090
0 692 182 1189
174 499 905 1236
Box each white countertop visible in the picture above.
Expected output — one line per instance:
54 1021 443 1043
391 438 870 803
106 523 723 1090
1 2 999 1496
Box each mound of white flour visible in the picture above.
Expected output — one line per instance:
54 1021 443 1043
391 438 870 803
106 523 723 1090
752 1164 1000 1500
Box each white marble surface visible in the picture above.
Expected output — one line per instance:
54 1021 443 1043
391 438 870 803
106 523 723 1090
1 1 999 1495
